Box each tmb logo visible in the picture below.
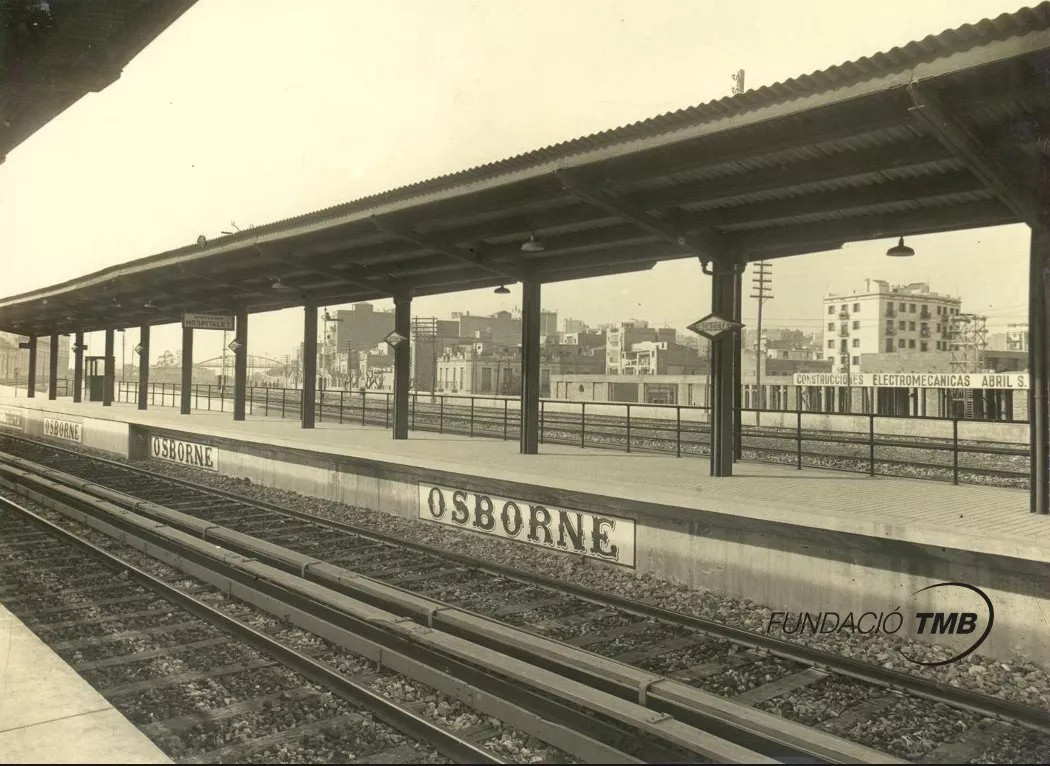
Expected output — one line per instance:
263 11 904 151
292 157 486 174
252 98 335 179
898 582 995 667
764 581 994 666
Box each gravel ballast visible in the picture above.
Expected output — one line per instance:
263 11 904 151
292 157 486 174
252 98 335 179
126 454 1050 713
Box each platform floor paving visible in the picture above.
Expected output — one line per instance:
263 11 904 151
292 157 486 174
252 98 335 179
2 393 1048 562
0 602 170 764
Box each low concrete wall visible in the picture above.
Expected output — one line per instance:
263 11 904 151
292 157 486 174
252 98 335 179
0 404 129 457
414 395 1027 444
124 423 1049 665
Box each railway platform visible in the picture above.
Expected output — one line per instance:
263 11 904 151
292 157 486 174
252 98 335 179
2 393 1048 665
0 601 170 764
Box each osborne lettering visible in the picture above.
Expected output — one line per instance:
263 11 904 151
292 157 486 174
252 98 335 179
418 483 635 567
42 418 82 443
0 406 24 431
150 436 219 471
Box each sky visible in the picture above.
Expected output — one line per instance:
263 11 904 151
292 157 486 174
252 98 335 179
0 0 1037 366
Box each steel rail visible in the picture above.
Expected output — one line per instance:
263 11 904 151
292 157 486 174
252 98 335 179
2 433 1045 734
67 485 897 764
0 467 701 764
1 454 879 764
0 493 504 765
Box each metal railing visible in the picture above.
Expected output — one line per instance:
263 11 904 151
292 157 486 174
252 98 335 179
68 380 1030 489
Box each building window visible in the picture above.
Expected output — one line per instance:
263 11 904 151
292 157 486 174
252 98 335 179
827 340 834 349
908 339 916 349
909 304 916 313
885 340 894 352
852 356 860 366
828 305 835 315
841 304 847 312
909 321 916 331
898 339 905 348
828 322 835 331
852 303 860 312
899 302 906 311
852 339 859 347
899 320 906 329
921 342 928 352
852 320 860 329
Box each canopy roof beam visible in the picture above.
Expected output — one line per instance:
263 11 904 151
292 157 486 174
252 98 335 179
555 170 725 263
267 252 397 296
372 215 523 282
908 83 1047 231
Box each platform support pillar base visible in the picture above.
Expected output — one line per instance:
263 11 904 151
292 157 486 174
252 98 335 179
180 326 193 415
302 304 317 429
393 295 412 440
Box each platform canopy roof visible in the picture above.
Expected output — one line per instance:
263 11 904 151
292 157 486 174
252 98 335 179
1 0 198 163
2 3 1049 337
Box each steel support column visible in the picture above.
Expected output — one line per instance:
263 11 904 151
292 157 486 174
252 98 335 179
732 267 743 460
302 304 317 429
180 326 193 415
233 310 248 421
138 324 150 411
1030 227 1049 514
26 336 37 398
47 334 58 400
103 329 114 406
393 295 412 440
73 332 84 403
520 280 541 454
710 260 736 477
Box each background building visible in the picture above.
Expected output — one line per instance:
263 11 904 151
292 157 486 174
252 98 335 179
332 303 395 379
605 321 681 374
0 332 70 390
1006 323 1029 352
822 280 962 374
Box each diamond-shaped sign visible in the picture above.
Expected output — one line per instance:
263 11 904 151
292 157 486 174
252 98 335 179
687 313 743 339
384 331 408 348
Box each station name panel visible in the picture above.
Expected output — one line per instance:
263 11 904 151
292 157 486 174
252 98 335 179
0 405 23 431
43 417 82 443
418 482 635 567
150 436 220 471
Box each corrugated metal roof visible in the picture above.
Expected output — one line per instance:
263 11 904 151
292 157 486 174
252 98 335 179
200 1 1050 243
1 1 1046 334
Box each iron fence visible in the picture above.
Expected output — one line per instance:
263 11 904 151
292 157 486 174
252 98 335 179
32 379 1029 489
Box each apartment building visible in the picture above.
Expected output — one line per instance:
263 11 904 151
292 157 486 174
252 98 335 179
1006 323 1029 352
605 321 677 374
822 280 962 373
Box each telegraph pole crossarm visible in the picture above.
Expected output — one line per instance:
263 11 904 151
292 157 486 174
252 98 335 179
749 261 774 423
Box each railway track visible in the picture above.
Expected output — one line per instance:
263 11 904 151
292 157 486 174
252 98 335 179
0 495 496 764
0 448 897 765
2 432 1047 763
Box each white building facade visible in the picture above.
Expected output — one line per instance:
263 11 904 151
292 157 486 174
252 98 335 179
822 280 962 374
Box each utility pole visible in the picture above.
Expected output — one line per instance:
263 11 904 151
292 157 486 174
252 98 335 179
750 261 773 423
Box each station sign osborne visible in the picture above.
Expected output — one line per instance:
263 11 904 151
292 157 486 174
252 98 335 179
0 405 23 431
150 436 220 472
419 483 636 567
42 417 82 443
